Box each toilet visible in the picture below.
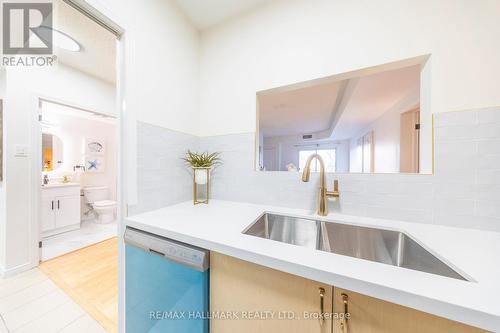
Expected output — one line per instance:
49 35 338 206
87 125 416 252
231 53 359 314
83 186 116 224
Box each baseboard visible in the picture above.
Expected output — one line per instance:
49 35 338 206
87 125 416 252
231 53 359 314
1 262 35 278
42 224 81 239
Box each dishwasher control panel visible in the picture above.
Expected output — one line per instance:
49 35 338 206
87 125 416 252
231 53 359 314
124 227 209 272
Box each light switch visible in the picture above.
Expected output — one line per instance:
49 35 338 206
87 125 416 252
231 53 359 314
14 145 29 157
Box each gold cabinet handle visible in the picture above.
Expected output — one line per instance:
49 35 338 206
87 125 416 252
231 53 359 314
318 287 325 327
340 293 349 333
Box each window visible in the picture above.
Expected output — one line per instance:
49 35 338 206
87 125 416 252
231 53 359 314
299 149 336 172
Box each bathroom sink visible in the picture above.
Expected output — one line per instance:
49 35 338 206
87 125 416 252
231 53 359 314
243 213 468 281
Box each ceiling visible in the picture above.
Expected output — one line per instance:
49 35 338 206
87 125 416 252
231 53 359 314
258 65 420 140
53 0 116 84
330 65 420 140
41 100 116 125
174 0 267 30
259 82 342 138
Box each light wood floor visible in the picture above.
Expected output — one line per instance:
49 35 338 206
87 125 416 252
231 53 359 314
39 237 118 333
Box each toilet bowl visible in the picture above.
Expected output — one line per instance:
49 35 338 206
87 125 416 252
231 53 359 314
83 186 116 224
93 200 117 224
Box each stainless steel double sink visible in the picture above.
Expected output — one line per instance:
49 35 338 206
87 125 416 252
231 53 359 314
243 213 468 281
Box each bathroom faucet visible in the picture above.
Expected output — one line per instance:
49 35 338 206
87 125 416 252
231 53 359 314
301 154 339 216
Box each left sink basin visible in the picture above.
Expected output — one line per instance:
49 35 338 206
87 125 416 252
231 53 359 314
243 213 469 281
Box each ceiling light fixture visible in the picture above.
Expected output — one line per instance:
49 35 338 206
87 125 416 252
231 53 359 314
38 26 81 52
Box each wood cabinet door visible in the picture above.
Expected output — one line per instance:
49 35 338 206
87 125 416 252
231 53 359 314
55 195 81 228
41 196 56 232
333 288 487 333
210 252 333 333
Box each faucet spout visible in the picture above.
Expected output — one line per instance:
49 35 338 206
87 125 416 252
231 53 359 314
301 154 339 216
302 154 326 188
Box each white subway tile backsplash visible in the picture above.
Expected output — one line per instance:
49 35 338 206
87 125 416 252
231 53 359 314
477 139 500 155
434 182 475 200
476 155 500 170
433 198 475 216
475 184 500 201
434 110 477 127
477 169 500 185
434 140 477 156
476 200 500 218
477 107 500 124
434 153 478 172
433 168 475 184
133 108 500 232
434 124 478 141
191 109 500 231
364 206 433 224
475 123 500 139
130 122 198 215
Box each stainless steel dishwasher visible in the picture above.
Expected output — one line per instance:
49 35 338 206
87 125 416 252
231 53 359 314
124 227 209 333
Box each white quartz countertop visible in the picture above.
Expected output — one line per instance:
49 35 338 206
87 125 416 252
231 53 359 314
42 182 80 188
125 200 500 331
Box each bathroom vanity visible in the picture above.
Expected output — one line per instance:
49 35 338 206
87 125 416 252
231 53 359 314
125 201 500 332
41 183 81 237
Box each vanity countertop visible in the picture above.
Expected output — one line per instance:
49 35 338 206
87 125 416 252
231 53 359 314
41 182 80 189
125 200 500 331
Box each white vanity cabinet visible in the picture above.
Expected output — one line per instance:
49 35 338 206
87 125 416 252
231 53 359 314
41 184 81 237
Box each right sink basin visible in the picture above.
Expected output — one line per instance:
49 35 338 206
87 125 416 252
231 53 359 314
243 213 469 281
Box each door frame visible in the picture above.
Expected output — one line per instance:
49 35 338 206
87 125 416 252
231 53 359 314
28 1 129 332
35 96 118 243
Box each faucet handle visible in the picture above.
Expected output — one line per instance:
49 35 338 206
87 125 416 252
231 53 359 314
327 179 340 198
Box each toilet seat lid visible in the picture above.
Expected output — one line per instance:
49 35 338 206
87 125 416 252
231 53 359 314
93 200 116 207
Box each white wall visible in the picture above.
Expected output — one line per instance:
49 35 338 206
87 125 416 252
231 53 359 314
0 69 5 270
350 111 400 173
0 0 200 276
349 107 412 174
42 108 117 201
349 88 419 173
199 0 500 137
100 0 200 134
1 64 115 275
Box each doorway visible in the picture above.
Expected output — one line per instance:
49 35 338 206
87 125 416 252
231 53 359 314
39 100 118 261
400 108 420 173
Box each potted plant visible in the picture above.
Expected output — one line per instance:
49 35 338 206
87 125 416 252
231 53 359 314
183 150 221 184
183 150 221 204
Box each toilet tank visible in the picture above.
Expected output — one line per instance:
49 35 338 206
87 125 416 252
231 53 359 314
83 186 109 203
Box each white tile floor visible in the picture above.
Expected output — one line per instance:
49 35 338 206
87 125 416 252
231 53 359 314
0 268 107 333
42 220 117 261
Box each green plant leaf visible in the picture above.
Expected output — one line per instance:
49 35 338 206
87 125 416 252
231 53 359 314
182 150 222 168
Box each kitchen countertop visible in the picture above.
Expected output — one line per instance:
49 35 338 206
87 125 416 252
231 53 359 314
41 182 80 188
125 200 500 331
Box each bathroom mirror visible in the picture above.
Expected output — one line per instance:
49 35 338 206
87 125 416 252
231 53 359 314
42 132 64 172
256 57 431 174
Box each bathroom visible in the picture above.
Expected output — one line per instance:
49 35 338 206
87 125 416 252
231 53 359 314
40 100 117 260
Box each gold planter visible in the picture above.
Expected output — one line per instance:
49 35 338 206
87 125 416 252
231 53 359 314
193 167 210 204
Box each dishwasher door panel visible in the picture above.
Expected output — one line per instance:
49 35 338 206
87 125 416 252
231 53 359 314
125 244 209 333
